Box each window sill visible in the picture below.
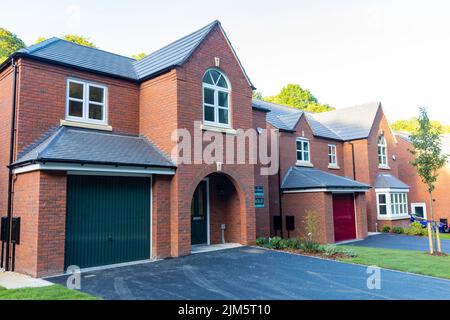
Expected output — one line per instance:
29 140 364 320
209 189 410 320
61 120 112 131
328 164 340 170
377 215 410 221
201 123 237 135
378 165 391 170
296 161 314 168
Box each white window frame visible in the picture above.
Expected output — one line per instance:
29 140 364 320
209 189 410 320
411 203 427 219
66 79 108 125
296 138 311 166
328 144 338 166
378 135 389 168
376 189 409 220
202 69 231 128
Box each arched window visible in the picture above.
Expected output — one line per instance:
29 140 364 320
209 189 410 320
202 69 230 127
378 135 388 167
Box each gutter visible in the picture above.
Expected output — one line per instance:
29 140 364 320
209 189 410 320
4 59 18 271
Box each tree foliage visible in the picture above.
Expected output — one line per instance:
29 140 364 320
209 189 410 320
35 37 46 44
264 84 334 113
132 52 147 60
62 34 96 48
392 117 450 134
252 91 263 100
409 107 448 195
0 28 26 63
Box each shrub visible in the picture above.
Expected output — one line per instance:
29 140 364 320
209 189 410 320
392 226 404 234
302 240 321 253
269 236 287 249
405 221 425 236
285 237 302 250
322 245 358 258
382 226 391 233
256 237 270 247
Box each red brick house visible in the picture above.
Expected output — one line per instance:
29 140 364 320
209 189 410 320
396 133 450 225
0 19 425 278
252 100 411 240
0 21 270 277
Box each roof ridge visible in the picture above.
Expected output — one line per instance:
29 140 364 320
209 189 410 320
134 20 219 68
19 37 60 54
140 135 176 166
305 113 343 140
253 99 301 113
38 126 67 159
315 101 381 116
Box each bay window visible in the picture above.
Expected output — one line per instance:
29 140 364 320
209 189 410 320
376 191 409 219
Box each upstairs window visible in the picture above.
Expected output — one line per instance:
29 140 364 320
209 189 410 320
328 144 337 166
378 135 388 167
66 79 107 125
202 69 230 127
296 138 310 164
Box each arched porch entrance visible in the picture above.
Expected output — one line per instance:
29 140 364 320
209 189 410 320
190 172 243 246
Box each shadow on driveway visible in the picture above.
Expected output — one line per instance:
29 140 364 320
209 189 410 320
347 233 450 254
49 246 450 300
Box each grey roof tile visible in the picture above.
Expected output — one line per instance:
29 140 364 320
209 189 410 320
374 173 409 190
133 21 219 79
309 102 381 140
252 99 302 131
14 127 175 168
281 166 370 190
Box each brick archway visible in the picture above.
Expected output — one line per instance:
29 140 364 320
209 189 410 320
188 165 249 246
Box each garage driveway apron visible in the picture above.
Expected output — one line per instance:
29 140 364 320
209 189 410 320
49 246 450 300
346 233 450 253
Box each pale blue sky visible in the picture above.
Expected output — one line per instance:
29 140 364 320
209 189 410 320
2 0 449 123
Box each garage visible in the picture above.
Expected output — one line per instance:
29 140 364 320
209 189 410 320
332 193 356 242
65 175 151 269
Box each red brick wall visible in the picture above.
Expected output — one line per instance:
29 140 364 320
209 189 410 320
13 171 66 277
363 108 402 231
151 175 172 259
396 136 450 222
0 66 14 218
282 192 334 243
15 59 140 155
253 109 270 238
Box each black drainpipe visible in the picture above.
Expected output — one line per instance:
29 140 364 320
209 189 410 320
5 59 18 271
277 131 284 238
350 142 356 180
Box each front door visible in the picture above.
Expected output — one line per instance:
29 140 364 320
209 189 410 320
191 180 208 245
332 193 356 242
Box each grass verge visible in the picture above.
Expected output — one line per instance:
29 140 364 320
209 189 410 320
0 284 99 300
338 245 450 280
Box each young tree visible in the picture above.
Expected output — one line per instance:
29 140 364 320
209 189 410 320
0 28 26 63
409 107 448 253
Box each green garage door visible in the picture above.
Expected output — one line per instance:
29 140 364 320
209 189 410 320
65 175 151 269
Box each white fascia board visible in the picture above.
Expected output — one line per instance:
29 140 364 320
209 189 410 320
283 188 369 194
375 188 410 193
13 162 175 176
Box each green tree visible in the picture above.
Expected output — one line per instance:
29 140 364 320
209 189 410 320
132 52 147 60
392 117 450 134
409 107 448 254
35 37 47 44
252 91 263 100
265 84 334 113
0 28 26 63
62 34 96 48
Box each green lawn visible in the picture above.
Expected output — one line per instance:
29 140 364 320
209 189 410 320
0 285 99 300
339 245 450 280
438 233 450 240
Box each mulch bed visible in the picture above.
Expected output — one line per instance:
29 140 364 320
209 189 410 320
279 248 351 260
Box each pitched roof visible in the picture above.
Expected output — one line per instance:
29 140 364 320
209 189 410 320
281 166 370 191
4 21 254 87
308 102 381 140
374 173 409 190
13 127 175 168
253 99 381 141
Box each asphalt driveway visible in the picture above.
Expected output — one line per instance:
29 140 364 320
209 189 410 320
347 233 450 253
49 246 450 300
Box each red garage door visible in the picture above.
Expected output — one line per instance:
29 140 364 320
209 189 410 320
332 194 356 242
